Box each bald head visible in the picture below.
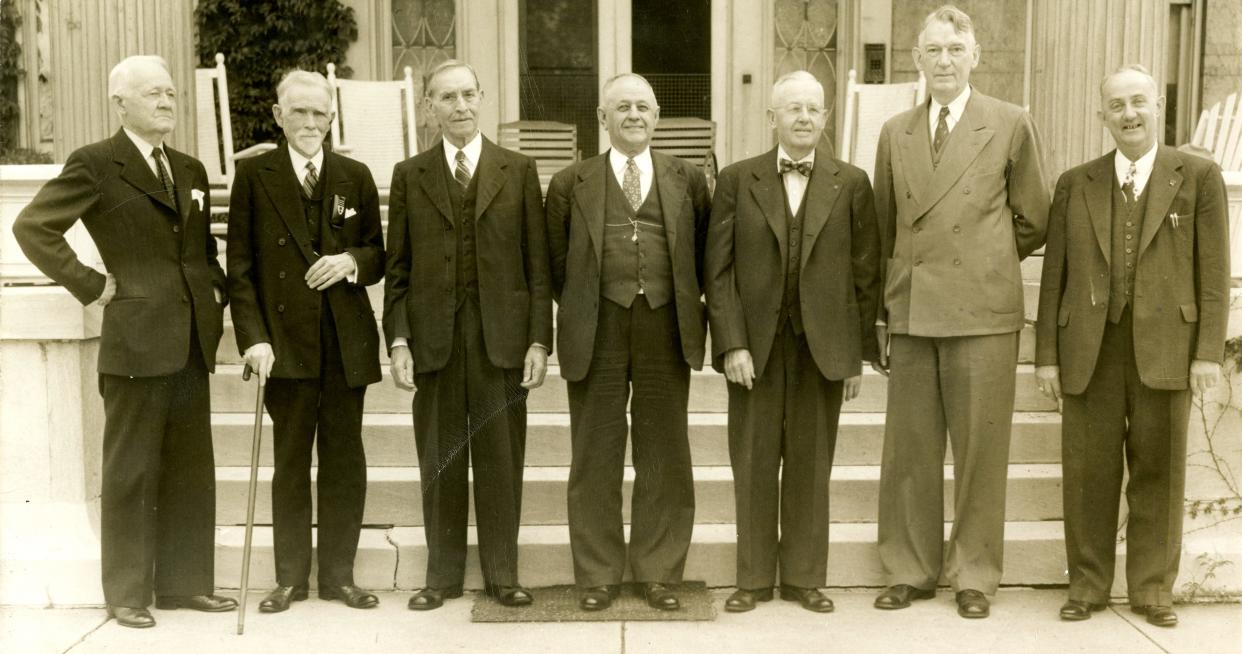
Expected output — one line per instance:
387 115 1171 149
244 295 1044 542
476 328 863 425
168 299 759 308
1099 64 1158 102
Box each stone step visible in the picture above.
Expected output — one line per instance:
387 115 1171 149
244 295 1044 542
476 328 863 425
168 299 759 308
211 521 1069 590
213 464 1065 527
210 411 1062 467
209 364 1059 414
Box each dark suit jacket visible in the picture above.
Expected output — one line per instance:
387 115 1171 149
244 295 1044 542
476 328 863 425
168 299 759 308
546 150 711 381
874 90 1050 336
705 147 881 380
1035 146 1230 393
383 137 552 372
227 146 385 387
13 129 226 377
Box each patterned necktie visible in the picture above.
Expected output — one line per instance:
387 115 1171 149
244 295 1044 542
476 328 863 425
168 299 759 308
933 106 950 154
623 158 642 211
302 161 318 199
1121 161 1137 204
152 149 177 211
779 158 813 177
454 150 471 189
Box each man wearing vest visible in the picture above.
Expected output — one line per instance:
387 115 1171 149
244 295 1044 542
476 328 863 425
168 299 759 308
546 73 711 612
1035 65 1229 627
705 71 881 614
227 70 385 613
384 60 552 611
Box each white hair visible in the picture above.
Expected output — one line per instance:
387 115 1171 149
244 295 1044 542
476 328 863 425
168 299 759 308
108 55 171 98
276 70 334 105
600 73 658 108
769 70 823 107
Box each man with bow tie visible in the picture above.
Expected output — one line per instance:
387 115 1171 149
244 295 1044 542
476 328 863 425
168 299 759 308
227 70 385 613
1035 65 1229 627
705 70 880 614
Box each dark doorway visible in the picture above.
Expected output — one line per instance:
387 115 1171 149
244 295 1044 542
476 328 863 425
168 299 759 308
519 0 598 158
633 0 711 119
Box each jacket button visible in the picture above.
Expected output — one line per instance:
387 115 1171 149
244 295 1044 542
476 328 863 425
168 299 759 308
172 225 180 233
953 225 961 233
913 226 921 233
914 260 923 266
277 304 285 312
445 255 451 262
278 271 286 279
906 191 912 198
278 237 287 245
963 188 972 195
954 259 961 266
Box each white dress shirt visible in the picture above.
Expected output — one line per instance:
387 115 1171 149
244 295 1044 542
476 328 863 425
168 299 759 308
123 128 169 178
288 144 325 189
443 132 483 180
777 145 815 213
1114 142 1158 198
609 147 654 204
928 85 972 141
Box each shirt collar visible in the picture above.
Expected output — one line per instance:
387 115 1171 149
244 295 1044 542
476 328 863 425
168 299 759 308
288 144 324 176
930 85 972 125
124 127 164 162
443 132 483 169
1114 142 1158 183
609 147 653 177
776 145 815 169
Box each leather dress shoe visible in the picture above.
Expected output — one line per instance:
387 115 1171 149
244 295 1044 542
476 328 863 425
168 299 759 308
579 585 620 611
153 594 238 612
107 605 155 629
874 584 936 610
1059 599 1107 621
1132 604 1178 627
955 589 990 619
407 586 463 611
259 585 308 613
642 583 680 611
780 585 834 613
320 584 378 609
724 587 774 613
485 584 534 607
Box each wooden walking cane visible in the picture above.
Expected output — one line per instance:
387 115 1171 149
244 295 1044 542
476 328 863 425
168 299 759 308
237 364 264 635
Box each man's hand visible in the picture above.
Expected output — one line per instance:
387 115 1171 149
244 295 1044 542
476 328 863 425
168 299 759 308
521 345 549 389
843 374 862 402
391 345 415 391
305 253 356 291
871 323 890 376
1190 359 1222 398
1035 364 1061 401
243 342 275 385
97 273 116 306
724 348 756 390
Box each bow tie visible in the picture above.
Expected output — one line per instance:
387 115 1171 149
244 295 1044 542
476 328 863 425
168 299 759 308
779 158 813 177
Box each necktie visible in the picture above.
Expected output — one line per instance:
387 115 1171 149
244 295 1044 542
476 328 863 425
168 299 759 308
302 161 318 199
454 150 471 189
1121 161 1137 204
152 149 177 212
779 158 813 177
933 106 950 155
623 158 642 211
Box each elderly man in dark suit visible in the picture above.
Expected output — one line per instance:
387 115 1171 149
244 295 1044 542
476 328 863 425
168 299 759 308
546 73 711 612
383 60 552 611
1035 65 1229 628
705 70 881 614
871 5 1050 619
227 70 385 613
12 55 235 628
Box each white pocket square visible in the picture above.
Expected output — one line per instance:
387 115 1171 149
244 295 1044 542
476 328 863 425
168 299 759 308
191 188 205 210
344 207 357 219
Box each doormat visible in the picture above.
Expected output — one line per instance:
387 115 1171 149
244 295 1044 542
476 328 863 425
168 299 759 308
470 582 717 622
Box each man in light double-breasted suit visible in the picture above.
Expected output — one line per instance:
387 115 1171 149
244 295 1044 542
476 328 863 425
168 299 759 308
871 5 1050 619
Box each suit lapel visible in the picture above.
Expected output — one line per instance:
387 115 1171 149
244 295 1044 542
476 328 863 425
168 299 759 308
258 146 316 262
474 138 508 220
111 130 177 215
895 104 933 222
909 94 995 222
653 152 684 258
800 148 841 270
168 148 194 224
1084 155 1113 265
574 153 608 264
750 149 788 266
418 142 455 227
1138 146 1182 257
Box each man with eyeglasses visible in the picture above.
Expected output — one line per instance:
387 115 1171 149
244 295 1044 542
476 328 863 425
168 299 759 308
871 4 1050 619
383 60 552 611
546 73 711 612
705 70 881 614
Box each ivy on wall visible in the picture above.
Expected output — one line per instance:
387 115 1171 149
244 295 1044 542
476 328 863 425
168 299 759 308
195 0 358 150
0 0 23 153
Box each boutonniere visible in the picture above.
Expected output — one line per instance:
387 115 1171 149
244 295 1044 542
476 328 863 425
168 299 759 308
333 194 346 218
1169 212 1181 228
191 188 205 210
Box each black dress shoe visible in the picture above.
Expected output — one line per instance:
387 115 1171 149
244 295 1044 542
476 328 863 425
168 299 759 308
955 589 990 619
407 586 463 611
724 588 774 613
107 605 155 629
1059 599 1107 621
874 584 936 610
320 584 379 609
485 584 534 607
642 583 680 611
1132 604 1178 627
579 585 620 611
258 585 308 613
153 594 238 612
779 585 834 613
